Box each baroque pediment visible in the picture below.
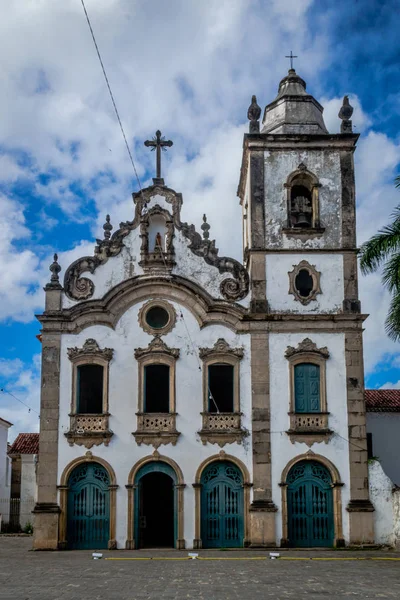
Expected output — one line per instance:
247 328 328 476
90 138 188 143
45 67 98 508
63 183 249 303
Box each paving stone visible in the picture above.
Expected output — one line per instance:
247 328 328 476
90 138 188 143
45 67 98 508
1 538 400 599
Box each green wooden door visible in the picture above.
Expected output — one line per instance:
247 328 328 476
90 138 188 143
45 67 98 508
67 463 110 550
201 461 244 548
294 363 320 412
287 461 334 547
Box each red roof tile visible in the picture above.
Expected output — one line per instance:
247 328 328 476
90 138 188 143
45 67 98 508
365 389 400 412
8 433 39 455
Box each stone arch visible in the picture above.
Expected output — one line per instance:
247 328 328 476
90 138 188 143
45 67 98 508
58 453 118 549
126 453 185 549
280 452 344 547
193 452 251 548
65 276 245 334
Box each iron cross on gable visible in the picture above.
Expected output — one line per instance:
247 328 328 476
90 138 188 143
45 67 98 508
285 51 298 70
144 130 173 182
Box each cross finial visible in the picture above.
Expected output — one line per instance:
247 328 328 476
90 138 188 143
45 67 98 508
144 130 173 185
285 51 298 70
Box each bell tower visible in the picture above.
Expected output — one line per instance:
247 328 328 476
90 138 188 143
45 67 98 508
238 69 375 546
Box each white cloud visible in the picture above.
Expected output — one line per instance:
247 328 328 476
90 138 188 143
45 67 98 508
380 380 400 390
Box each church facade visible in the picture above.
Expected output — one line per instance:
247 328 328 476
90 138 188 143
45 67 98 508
33 69 375 550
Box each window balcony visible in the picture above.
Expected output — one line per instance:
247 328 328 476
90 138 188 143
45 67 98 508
65 413 113 449
287 412 332 447
133 412 180 447
198 412 247 447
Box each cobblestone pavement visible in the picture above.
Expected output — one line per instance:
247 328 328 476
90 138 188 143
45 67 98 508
1 538 400 600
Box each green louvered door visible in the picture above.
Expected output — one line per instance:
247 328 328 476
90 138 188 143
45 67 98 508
67 463 110 550
201 462 243 548
287 461 334 547
294 363 320 412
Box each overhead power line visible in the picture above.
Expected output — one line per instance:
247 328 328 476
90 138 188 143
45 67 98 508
80 0 143 193
0 388 40 417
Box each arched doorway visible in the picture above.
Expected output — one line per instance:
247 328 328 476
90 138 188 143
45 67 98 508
200 461 244 548
287 460 334 547
134 462 176 548
67 462 110 550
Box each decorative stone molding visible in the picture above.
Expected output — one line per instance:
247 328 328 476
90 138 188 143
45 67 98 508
133 413 180 448
65 413 113 449
138 204 176 274
66 339 114 448
199 338 244 360
285 338 329 359
67 338 114 363
198 413 247 447
63 183 249 302
288 261 322 305
134 336 180 447
285 338 330 445
284 164 325 236
138 299 176 336
134 336 180 360
287 413 332 447
198 339 245 446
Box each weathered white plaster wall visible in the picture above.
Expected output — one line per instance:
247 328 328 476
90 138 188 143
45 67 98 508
266 253 344 313
19 455 37 528
368 460 397 546
367 413 400 486
269 332 351 543
264 150 342 250
58 299 252 549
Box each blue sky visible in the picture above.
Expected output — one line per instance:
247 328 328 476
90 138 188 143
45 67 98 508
0 0 399 439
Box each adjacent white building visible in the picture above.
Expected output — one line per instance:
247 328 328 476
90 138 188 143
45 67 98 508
33 69 375 551
0 417 12 527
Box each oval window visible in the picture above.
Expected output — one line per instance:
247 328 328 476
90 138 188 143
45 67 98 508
145 306 169 329
295 269 314 298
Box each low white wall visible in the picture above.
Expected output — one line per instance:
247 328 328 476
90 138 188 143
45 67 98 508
369 460 400 547
19 455 37 528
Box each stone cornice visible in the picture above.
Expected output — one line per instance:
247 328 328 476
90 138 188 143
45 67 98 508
285 337 330 359
67 338 114 362
199 338 244 360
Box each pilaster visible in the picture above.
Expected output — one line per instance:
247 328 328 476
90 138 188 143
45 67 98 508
249 331 277 546
249 150 268 313
341 150 361 314
345 331 374 543
32 331 61 550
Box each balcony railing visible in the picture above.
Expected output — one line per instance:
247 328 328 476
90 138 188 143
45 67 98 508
199 412 246 447
289 412 329 431
133 413 180 447
65 413 113 448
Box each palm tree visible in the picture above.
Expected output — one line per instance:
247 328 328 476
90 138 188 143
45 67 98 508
359 176 400 341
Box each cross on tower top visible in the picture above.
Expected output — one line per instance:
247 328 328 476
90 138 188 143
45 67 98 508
285 51 298 70
144 130 173 185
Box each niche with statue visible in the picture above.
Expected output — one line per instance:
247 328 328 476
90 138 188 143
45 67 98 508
139 206 175 273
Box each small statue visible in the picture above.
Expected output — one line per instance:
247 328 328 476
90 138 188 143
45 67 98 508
247 95 261 133
154 231 163 252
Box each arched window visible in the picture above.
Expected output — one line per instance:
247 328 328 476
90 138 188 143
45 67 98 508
294 363 320 413
284 164 323 232
144 364 170 413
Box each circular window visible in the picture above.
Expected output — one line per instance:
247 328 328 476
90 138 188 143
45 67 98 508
145 306 170 329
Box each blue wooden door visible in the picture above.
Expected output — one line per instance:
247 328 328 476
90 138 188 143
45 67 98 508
201 462 243 548
294 363 320 412
287 461 334 547
67 463 110 550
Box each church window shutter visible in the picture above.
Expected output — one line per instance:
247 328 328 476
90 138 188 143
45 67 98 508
294 363 320 413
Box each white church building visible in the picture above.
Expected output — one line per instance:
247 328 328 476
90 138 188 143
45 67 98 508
33 69 375 550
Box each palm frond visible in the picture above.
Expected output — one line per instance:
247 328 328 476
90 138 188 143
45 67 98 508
385 292 400 342
395 175 400 188
382 252 400 292
359 206 400 274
